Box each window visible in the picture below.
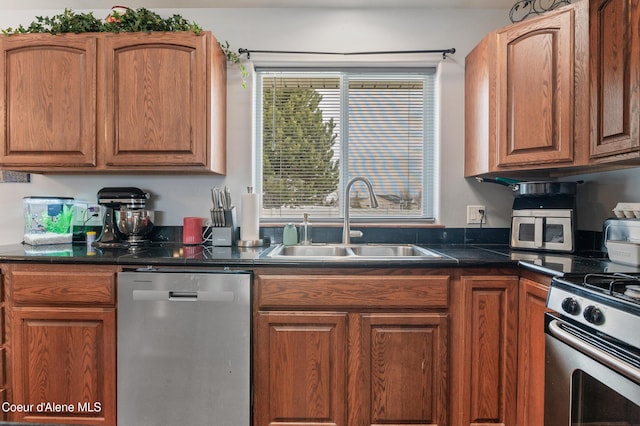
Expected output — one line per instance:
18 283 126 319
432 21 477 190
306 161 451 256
255 69 436 221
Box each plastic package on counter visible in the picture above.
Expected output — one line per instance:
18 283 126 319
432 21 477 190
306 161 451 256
606 240 640 266
612 202 640 219
603 218 640 251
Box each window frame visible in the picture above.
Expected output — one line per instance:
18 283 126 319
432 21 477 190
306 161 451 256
255 67 437 223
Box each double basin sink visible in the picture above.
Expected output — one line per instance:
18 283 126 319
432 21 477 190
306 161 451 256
264 243 442 260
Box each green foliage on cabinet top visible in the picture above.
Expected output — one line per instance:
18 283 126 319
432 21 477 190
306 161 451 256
0 7 248 87
1 7 202 35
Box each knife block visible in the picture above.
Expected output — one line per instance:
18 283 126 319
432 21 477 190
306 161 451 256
210 207 237 246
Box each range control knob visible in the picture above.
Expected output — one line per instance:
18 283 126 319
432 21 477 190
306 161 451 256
583 306 605 325
561 297 580 315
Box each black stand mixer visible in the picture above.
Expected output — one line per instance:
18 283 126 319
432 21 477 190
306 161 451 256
94 187 153 251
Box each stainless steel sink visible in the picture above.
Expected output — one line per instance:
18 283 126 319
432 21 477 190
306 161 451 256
349 245 439 257
264 244 442 260
272 245 352 257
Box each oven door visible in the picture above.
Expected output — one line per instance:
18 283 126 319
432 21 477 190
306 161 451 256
544 313 640 425
510 210 573 252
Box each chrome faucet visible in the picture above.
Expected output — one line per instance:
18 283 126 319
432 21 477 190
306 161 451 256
343 176 379 244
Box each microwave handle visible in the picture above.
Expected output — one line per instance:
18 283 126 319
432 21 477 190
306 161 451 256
534 217 544 247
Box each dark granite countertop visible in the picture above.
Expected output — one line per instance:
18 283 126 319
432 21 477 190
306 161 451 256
0 242 636 277
471 245 637 277
0 242 264 267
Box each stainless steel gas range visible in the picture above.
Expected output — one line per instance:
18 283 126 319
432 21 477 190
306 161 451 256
545 273 640 425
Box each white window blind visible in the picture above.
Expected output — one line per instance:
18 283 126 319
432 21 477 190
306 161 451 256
256 69 436 221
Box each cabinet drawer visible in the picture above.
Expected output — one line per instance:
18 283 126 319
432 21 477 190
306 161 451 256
257 274 450 309
10 266 116 306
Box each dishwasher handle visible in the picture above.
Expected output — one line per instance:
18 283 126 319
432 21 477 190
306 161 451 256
169 291 198 300
132 290 234 302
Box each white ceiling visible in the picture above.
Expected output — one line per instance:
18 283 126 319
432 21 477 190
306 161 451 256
3 0 516 10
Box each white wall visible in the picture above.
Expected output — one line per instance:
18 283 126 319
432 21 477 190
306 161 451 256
1 7 623 245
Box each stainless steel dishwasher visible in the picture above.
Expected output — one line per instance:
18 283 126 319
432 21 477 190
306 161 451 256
117 269 251 426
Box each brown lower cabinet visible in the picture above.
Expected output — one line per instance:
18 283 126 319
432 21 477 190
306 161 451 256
4 264 117 425
253 268 451 426
0 269 6 421
450 271 519 426
516 272 553 426
0 263 554 426
254 267 554 426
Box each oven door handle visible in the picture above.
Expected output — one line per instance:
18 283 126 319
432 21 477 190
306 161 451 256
548 319 640 383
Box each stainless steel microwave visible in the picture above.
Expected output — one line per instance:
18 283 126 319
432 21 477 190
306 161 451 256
510 209 574 252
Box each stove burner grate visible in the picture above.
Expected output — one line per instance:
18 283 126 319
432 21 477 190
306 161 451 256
625 284 640 300
582 273 640 302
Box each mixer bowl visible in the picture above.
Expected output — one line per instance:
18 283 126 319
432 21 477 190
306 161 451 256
116 209 154 237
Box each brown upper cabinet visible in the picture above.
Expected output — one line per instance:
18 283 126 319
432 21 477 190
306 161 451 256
0 31 226 174
589 0 640 162
465 0 589 177
0 34 98 169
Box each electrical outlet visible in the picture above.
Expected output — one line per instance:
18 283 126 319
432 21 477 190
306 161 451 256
467 205 486 224
72 204 103 227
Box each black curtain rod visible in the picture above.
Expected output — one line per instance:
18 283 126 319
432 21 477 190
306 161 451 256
238 48 456 60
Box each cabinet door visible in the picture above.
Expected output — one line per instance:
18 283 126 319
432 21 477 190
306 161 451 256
254 311 347 426
496 5 580 167
516 277 551 426
451 275 518 426
10 307 116 425
0 270 5 422
589 0 640 159
0 34 97 168
350 313 448 426
100 32 218 171
464 33 497 177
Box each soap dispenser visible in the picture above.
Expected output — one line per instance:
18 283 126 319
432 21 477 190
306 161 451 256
282 223 298 246
300 213 312 245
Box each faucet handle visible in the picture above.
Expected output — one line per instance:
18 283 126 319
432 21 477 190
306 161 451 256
349 230 363 239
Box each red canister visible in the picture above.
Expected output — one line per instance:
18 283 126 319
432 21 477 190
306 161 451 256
183 217 203 245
